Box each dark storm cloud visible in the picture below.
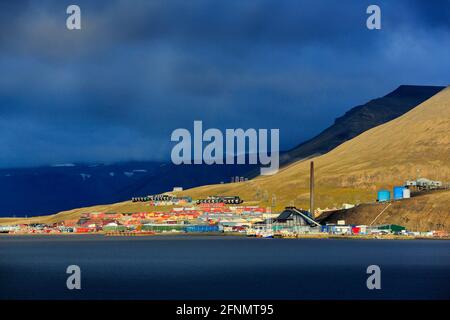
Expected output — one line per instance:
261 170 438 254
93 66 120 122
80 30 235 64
0 0 449 167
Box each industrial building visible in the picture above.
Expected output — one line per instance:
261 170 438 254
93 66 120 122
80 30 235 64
405 178 443 190
375 224 406 234
272 207 321 227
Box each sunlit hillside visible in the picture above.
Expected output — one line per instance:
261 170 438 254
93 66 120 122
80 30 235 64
178 86 450 210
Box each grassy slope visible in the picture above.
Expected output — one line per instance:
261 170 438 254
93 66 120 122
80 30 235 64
178 86 450 210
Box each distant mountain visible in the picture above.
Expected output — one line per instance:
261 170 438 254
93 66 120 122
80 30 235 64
279 85 445 167
0 161 257 217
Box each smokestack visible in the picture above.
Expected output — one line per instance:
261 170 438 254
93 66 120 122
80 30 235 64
310 161 314 217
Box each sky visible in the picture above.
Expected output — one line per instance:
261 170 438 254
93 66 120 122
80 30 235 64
0 0 449 168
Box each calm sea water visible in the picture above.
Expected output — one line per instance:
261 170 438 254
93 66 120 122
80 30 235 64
0 235 449 300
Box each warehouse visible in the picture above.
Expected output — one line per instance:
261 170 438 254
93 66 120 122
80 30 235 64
373 224 406 234
141 224 186 232
272 207 321 227
184 225 222 233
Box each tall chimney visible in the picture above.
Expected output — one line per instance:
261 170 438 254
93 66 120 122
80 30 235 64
310 161 314 217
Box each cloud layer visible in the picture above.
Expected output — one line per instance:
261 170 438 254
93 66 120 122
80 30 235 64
0 0 449 167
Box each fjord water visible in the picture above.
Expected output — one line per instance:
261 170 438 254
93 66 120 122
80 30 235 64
0 235 449 300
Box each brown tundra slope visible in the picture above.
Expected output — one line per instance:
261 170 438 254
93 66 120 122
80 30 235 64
179 86 450 212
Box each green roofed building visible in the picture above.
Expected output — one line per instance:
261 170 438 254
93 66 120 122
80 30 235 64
141 224 186 232
103 225 127 232
376 224 406 233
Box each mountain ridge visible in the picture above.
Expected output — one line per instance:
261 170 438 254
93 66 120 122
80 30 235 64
278 85 445 167
177 85 450 211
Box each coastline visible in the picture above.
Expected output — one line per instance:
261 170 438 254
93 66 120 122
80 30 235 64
1 232 449 240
